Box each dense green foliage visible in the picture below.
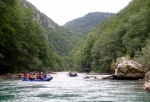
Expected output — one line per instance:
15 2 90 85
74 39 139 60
23 1 80 56
0 0 60 73
63 12 114 36
23 1 80 72
1 0 150 74
46 27 79 56
70 0 150 72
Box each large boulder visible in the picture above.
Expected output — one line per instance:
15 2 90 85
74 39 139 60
145 71 150 82
111 57 147 80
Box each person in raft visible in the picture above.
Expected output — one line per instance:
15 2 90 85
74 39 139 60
73 71 77 76
23 71 29 78
23 71 45 80
29 72 34 80
32 71 38 79
37 72 44 80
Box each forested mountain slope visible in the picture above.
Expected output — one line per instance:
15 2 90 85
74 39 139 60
63 12 114 36
0 0 79 73
0 0 60 73
23 1 80 56
70 0 150 72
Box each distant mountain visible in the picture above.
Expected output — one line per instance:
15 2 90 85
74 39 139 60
63 12 114 36
23 1 79 56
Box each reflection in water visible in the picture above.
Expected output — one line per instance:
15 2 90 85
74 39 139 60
0 72 149 102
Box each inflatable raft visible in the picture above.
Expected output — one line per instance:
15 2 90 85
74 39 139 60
69 73 78 77
22 75 53 81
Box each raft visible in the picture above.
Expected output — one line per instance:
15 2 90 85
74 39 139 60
69 73 78 77
22 75 53 81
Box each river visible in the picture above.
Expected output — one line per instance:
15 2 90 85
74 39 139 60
0 72 149 102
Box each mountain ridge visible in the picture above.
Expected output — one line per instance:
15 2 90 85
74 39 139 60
63 12 114 36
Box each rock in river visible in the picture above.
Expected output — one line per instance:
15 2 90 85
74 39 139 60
143 72 150 91
143 82 150 91
111 57 147 80
145 71 150 82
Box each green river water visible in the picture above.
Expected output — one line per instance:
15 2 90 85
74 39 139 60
0 72 149 102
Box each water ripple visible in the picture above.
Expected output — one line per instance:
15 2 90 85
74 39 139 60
0 72 149 102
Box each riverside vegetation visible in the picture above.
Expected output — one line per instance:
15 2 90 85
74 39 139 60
0 0 79 74
0 0 150 76
69 0 150 73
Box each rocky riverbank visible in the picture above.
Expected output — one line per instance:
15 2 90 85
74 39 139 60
0 73 20 81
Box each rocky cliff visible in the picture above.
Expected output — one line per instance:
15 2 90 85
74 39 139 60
22 1 79 56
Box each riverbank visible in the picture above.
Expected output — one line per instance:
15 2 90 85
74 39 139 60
0 73 19 81
86 71 111 75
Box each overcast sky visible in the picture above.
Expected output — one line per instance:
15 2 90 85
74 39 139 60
26 0 132 25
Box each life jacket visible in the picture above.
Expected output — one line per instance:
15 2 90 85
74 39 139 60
40 74 44 79
32 74 37 79
24 73 28 78
29 74 33 78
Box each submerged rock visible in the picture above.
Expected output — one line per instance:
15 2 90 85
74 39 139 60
143 82 150 91
102 75 113 80
0 78 4 81
143 72 150 91
111 57 147 80
83 76 98 79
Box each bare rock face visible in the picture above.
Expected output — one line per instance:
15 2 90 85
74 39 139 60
111 57 147 80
